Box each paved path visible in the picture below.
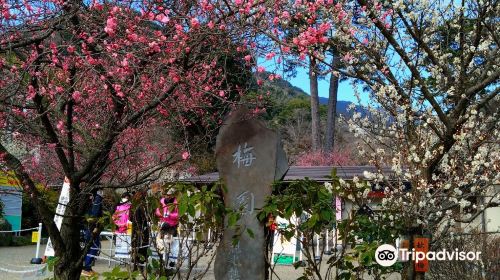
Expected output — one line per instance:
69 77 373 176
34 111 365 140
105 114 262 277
0 243 48 279
0 242 308 279
0 242 401 279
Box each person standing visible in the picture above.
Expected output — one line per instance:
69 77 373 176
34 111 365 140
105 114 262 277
113 192 132 233
155 192 179 268
81 189 103 277
155 194 179 239
113 192 133 259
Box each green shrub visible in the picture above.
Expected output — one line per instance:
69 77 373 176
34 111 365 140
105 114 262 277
11 235 32 246
0 219 13 246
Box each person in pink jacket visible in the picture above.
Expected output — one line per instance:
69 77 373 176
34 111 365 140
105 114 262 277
155 195 179 237
113 192 132 233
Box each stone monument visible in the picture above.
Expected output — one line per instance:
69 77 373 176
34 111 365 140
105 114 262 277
214 107 288 280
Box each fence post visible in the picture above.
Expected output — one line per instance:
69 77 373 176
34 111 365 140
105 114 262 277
35 223 42 259
325 230 330 254
30 223 43 264
315 234 320 259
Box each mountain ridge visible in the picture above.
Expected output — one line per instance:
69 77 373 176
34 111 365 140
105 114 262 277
257 72 361 117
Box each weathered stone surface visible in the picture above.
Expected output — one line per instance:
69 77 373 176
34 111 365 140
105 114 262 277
214 107 288 280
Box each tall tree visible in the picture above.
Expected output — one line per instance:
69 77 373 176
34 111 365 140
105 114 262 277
324 51 341 152
309 56 322 151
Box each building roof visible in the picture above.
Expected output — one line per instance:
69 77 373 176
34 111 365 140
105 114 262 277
182 166 397 184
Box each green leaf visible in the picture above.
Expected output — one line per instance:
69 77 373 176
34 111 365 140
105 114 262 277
246 228 255 238
152 258 159 269
188 204 196 217
339 271 352 280
284 203 294 218
228 213 238 227
284 230 295 240
360 251 373 265
307 213 318 228
178 200 188 216
320 210 332 221
257 211 266 221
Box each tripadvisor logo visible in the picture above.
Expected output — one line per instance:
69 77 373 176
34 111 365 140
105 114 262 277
375 244 398 267
375 244 482 267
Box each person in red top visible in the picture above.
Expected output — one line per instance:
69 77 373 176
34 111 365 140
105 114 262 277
155 192 180 269
155 195 179 238
113 192 132 233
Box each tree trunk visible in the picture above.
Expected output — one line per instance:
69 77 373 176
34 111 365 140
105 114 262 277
324 53 340 152
309 57 321 151
55 258 83 280
54 225 84 279
54 194 85 279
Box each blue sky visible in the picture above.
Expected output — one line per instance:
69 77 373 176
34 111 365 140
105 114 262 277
286 66 370 105
259 57 369 104
287 66 352 101
257 57 369 106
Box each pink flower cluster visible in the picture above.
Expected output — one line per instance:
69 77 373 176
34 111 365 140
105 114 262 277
292 22 331 53
104 16 118 36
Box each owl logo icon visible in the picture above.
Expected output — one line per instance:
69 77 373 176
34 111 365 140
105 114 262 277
375 244 398 267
